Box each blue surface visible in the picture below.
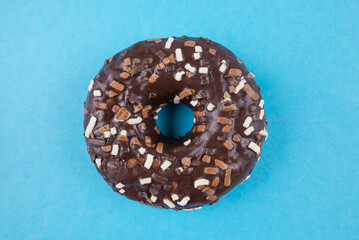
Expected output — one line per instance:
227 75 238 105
1 0 358 239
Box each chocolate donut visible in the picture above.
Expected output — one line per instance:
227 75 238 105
84 36 268 210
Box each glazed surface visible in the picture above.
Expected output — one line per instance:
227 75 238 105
84 36 268 210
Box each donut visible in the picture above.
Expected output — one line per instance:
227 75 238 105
84 36 268 210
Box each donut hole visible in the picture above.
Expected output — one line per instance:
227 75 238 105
156 102 194 139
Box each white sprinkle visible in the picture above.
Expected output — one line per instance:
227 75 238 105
119 189 125 194
245 175 251 180
195 46 202 52
222 91 231 103
235 79 246 94
111 144 119 155
193 118 196 123
194 178 210 188
85 116 97 138
175 71 185 81
183 139 191 146
154 115 158 120
259 109 264 120
243 116 253 128
144 154 154 169
139 147 146 155
126 116 142 125
249 72 255 78
160 160 172 170
190 100 198 107
93 90 102 97
163 198 175 208
219 60 227 73
110 127 117 135
244 126 255 136
185 63 196 73
259 129 268 137
193 206 203 210
165 37 174 49
193 52 201 60
155 108 162 113
174 95 180 104
207 103 216 111
115 182 124 189
198 67 208 74
95 158 102 168
88 80 94 91
104 131 111 138
150 195 158 203
177 196 190 206
120 130 127 136
176 167 184 174
259 99 264 108
184 208 193 211
139 177 151 185
171 193 179 201
175 48 183 62
248 142 261 154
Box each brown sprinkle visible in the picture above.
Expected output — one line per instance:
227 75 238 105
202 155 211 163
121 72 130 79
154 38 162 44
101 145 111 152
215 159 228 170
224 169 232 186
90 132 94 139
197 185 205 190
236 58 243 64
203 187 215 196
228 68 242 77
212 177 220 187
153 158 161 169
233 134 241 142
179 89 193 99
228 85 236 93
140 122 146 130
98 125 107 134
156 63 165 70
94 101 107 110
110 81 125 92
222 104 237 112
133 104 143 113
184 40 195 47
139 156 145 164
133 137 140 145
169 53 175 63
154 126 161 134
162 57 170 65
127 158 138 168
197 125 206 132
204 167 218 175
217 117 233 125
142 106 152 118
84 108 88 115
185 71 192 78
206 195 217 201
119 135 127 141
181 157 191 167
87 145 90 153
193 111 206 117
224 140 234 150
115 107 130 121
257 134 262 140
149 73 159 84
124 58 131 66
221 125 232 133
209 48 216 55
156 142 164 153
244 84 259 100
112 105 120 113
145 136 151 147
107 90 118 98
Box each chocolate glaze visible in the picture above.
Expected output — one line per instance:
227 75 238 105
84 37 268 210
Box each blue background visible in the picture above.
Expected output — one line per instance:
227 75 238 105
1 0 358 239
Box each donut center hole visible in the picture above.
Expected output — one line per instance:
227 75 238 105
156 102 194 139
